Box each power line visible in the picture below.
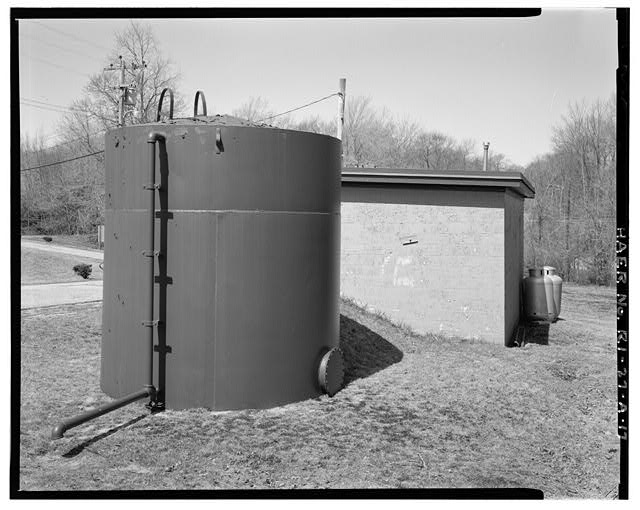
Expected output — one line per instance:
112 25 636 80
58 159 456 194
20 96 113 152
20 101 104 120
26 20 112 53
22 97 118 116
21 96 87 112
257 93 339 123
21 151 104 173
19 32 95 60
22 129 108 153
20 98 116 131
20 101 74 114
19 53 91 78
46 130 108 149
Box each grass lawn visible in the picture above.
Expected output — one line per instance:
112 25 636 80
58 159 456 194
19 284 618 496
21 248 103 285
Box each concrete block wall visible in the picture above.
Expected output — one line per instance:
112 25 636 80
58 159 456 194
341 201 506 344
339 171 534 346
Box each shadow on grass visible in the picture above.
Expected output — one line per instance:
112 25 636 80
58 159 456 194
524 322 550 346
339 314 403 386
62 414 148 458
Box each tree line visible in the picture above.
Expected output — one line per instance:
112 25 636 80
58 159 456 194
233 94 519 172
522 96 616 285
20 22 617 285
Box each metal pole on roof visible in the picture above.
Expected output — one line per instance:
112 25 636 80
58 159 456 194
483 142 490 172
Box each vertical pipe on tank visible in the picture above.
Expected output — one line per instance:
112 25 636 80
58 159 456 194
145 132 165 402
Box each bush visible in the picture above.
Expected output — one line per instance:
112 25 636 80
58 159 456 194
73 263 92 279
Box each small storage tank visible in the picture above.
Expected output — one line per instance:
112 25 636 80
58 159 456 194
543 266 563 320
100 111 342 410
523 267 556 322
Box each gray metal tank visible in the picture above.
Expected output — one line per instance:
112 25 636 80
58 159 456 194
100 113 342 410
523 267 556 322
543 266 562 320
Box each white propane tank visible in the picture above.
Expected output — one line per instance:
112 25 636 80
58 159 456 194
523 267 556 322
543 266 563 321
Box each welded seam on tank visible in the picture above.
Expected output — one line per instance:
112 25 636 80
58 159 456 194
114 209 339 215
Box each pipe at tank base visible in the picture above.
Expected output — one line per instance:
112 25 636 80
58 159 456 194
51 386 155 440
51 131 168 441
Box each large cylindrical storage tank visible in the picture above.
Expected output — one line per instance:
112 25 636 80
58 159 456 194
100 115 341 410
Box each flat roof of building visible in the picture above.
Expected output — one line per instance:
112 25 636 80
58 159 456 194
341 168 535 199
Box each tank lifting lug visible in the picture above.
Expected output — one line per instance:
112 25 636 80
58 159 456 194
215 128 224 154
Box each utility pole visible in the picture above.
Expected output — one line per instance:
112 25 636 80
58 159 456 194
104 56 126 127
118 57 125 127
104 56 145 127
337 78 346 141
133 60 147 123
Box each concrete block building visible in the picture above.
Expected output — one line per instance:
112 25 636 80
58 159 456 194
340 169 535 346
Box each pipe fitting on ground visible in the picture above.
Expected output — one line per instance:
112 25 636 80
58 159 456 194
51 423 67 441
144 384 157 401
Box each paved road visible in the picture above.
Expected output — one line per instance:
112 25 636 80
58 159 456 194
21 239 104 309
21 281 103 309
21 240 104 260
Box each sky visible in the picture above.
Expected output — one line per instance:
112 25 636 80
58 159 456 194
17 9 617 167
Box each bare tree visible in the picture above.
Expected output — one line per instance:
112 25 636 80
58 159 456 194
21 22 183 236
290 115 334 135
384 117 420 168
342 96 378 167
60 22 185 156
525 95 616 284
415 131 458 170
458 138 475 171
232 96 274 122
